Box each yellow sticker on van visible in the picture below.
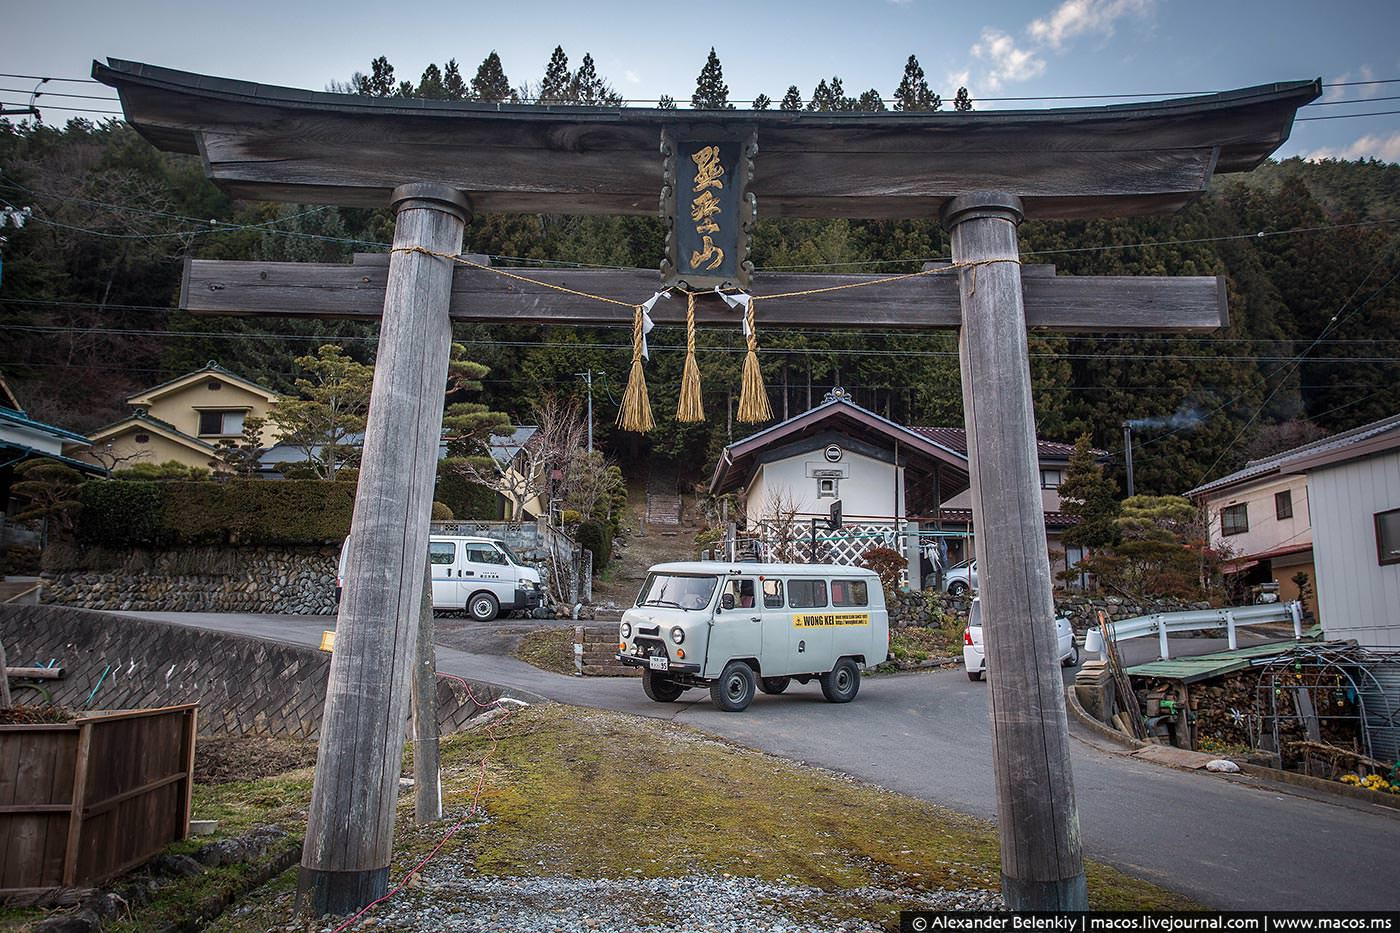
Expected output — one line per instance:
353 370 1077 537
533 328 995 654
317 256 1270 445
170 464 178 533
792 613 870 628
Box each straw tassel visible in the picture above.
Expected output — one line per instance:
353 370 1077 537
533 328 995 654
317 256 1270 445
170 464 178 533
736 297 772 423
616 304 654 433
676 292 705 422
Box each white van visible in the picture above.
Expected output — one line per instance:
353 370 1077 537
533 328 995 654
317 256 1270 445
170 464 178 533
336 534 543 622
616 561 889 712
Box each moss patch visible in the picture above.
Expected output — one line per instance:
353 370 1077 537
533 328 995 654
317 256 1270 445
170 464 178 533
514 626 576 675
887 626 961 665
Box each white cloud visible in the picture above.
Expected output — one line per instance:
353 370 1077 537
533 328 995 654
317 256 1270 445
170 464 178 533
946 69 972 91
1325 64 1378 103
1306 131 1400 164
624 69 641 85
970 28 1045 91
1028 0 1153 50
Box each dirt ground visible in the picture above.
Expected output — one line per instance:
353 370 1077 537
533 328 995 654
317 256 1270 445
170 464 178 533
194 735 319 784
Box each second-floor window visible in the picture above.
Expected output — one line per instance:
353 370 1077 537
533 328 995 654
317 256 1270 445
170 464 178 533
1040 469 1062 489
197 409 245 437
1221 502 1249 536
1275 490 1293 520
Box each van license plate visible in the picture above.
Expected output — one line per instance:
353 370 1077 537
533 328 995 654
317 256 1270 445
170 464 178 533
648 656 669 671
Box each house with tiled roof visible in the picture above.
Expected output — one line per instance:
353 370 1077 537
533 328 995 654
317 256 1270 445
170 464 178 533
1187 412 1400 642
708 389 1092 589
77 363 280 473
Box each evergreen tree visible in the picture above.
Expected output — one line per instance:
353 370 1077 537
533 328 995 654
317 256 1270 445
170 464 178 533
657 94 677 109
953 86 973 112
779 85 803 111
417 64 447 100
1058 433 1121 552
691 47 733 109
394 80 415 98
808 79 834 111
471 51 513 102
355 57 396 97
856 88 887 111
752 93 772 111
893 55 941 111
539 46 570 104
443 59 468 100
569 53 622 105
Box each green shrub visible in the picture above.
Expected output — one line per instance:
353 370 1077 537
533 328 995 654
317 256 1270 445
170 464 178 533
560 508 583 525
431 501 455 520
435 469 499 520
576 518 613 571
77 479 356 547
111 460 211 481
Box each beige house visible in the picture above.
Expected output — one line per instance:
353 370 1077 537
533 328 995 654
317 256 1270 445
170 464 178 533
76 363 279 473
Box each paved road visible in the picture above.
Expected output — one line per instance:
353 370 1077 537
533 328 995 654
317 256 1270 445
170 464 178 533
124 611 1400 911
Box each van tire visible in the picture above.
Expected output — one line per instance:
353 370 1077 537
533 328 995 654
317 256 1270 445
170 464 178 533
967 669 984 681
467 591 499 622
642 670 684 703
758 676 790 695
710 661 756 712
820 658 861 703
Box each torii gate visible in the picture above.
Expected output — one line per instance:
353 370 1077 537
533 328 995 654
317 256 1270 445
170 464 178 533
96 59 1317 915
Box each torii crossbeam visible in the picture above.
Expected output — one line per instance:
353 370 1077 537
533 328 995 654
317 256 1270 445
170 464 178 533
96 58 1318 915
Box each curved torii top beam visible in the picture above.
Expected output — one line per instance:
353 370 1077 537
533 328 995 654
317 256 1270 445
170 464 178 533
94 59 1318 220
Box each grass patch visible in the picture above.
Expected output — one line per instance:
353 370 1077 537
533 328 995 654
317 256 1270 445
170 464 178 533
514 626 576 674
205 704 1195 932
887 625 961 665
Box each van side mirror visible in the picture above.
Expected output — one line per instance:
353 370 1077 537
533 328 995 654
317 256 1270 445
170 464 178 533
720 593 735 610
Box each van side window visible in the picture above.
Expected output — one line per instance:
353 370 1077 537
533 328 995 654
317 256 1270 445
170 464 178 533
428 542 455 565
724 578 757 609
762 578 784 609
787 579 828 609
831 579 868 607
465 544 506 565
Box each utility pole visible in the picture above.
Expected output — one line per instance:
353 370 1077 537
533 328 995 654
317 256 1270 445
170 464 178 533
1122 422 1136 497
576 370 604 452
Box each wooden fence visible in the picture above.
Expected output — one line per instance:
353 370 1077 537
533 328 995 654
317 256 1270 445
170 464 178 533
0 704 197 894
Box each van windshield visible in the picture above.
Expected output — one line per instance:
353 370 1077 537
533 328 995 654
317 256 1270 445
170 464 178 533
636 573 718 611
497 542 523 566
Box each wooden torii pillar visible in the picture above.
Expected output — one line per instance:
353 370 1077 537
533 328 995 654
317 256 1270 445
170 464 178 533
95 59 1318 913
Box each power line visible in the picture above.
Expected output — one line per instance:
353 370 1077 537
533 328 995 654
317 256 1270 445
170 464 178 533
0 87 119 101
1 103 122 116
0 74 100 84
1296 109 1400 122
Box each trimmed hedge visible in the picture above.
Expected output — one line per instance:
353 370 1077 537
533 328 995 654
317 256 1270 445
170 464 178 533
77 480 357 548
576 518 613 572
434 470 500 521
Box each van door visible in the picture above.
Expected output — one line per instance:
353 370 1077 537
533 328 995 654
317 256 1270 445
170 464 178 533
463 541 513 606
787 577 833 674
758 577 792 676
829 577 875 664
708 576 761 674
427 539 461 609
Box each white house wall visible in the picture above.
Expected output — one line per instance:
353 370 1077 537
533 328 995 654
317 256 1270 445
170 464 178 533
1205 474 1312 560
746 449 902 525
1308 449 1400 648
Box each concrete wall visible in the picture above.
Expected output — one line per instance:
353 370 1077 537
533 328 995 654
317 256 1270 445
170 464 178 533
1308 449 1400 648
0 604 501 738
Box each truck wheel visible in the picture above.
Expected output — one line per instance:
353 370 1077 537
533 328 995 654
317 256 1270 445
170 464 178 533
642 669 684 703
758 676 790 695
467 591 499 622
710 661 756 712
820 658 861 703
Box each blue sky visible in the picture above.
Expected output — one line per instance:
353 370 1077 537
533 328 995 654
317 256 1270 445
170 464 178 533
3 0 1398 161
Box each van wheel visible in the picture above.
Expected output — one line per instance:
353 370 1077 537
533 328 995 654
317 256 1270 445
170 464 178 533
467 592 499 622
820 658 861 703
967 669 984 681
710 662 756 712
643 670 684 703
758 676 790 695
1062 644 1080 667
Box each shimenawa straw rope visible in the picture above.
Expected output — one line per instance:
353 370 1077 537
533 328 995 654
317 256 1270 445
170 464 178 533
675 291 704 422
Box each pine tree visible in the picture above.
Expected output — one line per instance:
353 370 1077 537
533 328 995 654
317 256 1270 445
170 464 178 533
808 79 833 111
355 57 396 97
657 94 677 109
953 86 973 112
752 93 772 110
856 88 887 111
691 47 733 109
471 51 513 103
539 46 570 104
443 59 467 100
779 85 802 111
569 53 622 105
1059 433 1121 551
417 64 447 100
893 55 941 111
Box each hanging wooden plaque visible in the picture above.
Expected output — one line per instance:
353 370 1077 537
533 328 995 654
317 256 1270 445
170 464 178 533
660 126 756 290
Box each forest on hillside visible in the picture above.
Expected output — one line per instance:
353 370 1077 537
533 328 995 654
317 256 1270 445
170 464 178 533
2 48 1399 495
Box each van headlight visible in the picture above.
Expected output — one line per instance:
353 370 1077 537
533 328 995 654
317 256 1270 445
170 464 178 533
620 622 632 639
670 626 685 644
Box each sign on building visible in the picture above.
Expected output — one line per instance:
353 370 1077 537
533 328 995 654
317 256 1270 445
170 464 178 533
660 127 757 290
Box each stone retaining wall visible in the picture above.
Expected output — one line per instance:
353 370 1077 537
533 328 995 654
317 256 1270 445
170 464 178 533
575 623 639 677
0 604 502 739
887 588 1209 634
42 546 338 615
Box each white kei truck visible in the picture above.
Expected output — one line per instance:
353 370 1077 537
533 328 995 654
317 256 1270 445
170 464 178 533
337 534 543 622
616 561 890 712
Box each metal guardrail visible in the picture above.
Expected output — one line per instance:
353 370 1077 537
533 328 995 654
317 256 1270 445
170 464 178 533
1084 601 1305 660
